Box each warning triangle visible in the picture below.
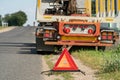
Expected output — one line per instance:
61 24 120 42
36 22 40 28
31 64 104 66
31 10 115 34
53 48 79 71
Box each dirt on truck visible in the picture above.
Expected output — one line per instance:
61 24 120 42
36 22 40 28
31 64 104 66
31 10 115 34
35 0 119 52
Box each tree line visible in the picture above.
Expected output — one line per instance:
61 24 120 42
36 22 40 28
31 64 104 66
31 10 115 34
0 11 27 26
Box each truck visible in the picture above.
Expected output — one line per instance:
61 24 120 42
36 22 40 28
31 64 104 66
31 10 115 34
35 0 118 52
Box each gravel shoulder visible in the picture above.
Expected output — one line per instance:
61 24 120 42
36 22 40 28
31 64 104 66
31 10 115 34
0 27 16 33
42 54 97 80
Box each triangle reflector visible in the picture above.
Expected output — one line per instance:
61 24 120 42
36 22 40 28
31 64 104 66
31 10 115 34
53 48 79 71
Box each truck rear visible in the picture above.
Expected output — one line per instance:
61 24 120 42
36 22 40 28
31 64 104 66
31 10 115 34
35 0 118 52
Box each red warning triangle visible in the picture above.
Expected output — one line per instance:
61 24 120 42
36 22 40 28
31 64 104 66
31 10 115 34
53 48 79 71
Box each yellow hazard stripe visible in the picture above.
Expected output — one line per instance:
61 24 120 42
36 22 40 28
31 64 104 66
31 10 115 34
96 0 98 14
103 0 105 13
118 0 120 11
107 0 111 12
111 0 115 11
85 0 89 13
85 0 91 16
85 0 88 9
100 0 104 13
37 0 41 9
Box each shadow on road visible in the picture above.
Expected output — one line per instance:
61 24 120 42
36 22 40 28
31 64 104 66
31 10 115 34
0 42 56 55
0 42 96 55
0 42 38 54
0 42 35 47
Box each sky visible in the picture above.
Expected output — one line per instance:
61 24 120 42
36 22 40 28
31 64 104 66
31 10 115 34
0 0 36 26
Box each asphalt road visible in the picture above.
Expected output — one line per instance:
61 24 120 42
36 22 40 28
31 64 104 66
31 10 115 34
0 27 44 80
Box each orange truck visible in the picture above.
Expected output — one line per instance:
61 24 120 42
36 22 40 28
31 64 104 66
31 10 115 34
35 0 118 52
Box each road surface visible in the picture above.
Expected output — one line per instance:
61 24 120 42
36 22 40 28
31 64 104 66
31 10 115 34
0 27 44 80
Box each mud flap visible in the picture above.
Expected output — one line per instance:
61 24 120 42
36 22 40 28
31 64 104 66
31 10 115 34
36 37 54 52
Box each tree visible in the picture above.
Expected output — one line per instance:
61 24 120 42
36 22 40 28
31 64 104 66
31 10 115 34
3 14 10 23
3 11 27 26
0 15 2 26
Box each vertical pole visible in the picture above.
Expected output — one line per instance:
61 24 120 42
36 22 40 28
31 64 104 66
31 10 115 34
117 0 120 31
103 0 106 17
85 0 92 16
108 0 111 17
100 0 104 17
36 0 41 20
85 0 88 15
37 0 41 9
118 0 120 16
89 0 92 17
100 0 102 17
96 0 99 17
95 46 98 51
111 0 115 17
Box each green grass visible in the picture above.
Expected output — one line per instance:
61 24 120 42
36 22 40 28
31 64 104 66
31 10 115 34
72 50 111 69
0 26 8 30
98 72 120 80
72 46 120 80
0 27 4 30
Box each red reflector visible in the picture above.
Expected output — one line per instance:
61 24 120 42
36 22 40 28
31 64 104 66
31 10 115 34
88 29 94 34
70 25 73 28
108 35 113 40
84 25 88 28
79 26 83 28
102 35 107 40
63 28 70 34
44 33 50 38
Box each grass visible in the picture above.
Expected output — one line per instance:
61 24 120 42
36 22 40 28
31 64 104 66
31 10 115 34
44 54 54 69
0 26 4 30
98 72 120 80
72 46 120 80
72 50 111 69
0 26 8 30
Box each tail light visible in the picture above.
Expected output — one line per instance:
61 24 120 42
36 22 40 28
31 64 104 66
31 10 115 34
101 35 113 41
101 35 107 40
44 30 53 38
101 31 113 40
108 35 113 40
44 33 50 38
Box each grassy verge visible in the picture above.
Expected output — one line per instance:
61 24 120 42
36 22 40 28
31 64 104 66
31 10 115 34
44 45 120 80
72 50 112 69
0 26 8 30
72 46 120 80
98 72 120 80
44 54 74 80
0 26 4 30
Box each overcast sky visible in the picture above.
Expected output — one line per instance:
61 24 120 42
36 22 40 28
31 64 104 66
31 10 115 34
0 0 36 26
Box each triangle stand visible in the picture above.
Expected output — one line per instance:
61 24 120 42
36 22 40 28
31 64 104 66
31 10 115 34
41 48 85 75
52 48 85 75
